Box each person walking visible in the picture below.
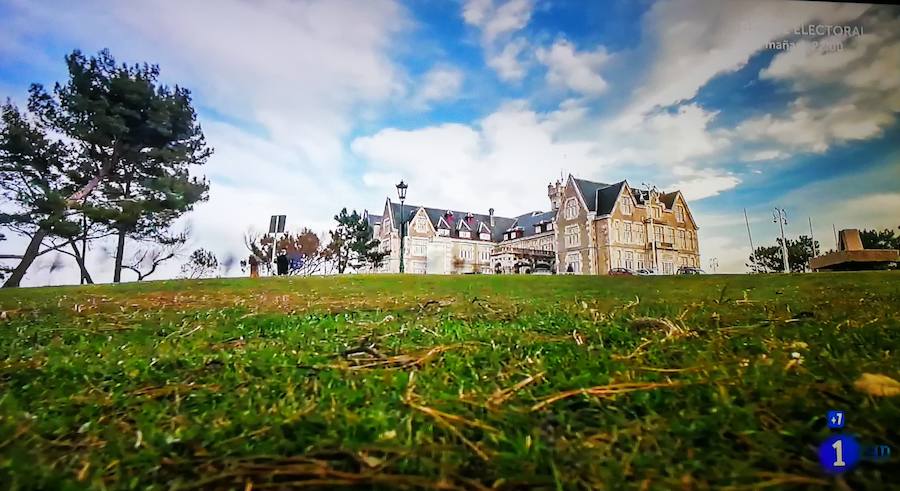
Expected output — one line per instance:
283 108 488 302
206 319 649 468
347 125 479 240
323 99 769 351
276 249 289 276
248 255 259 278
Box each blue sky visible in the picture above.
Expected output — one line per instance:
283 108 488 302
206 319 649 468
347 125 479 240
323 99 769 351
1 0 899 283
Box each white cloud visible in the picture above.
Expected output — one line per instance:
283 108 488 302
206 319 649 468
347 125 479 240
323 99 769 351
670 171 741 201
0 0 409 286
740 13 900 154
618 0 868 123
352 101 605 216
487 37 529 82
736 96 895 154
464 0 533 44
742 150 788 162
536 39 610 96
412 66 464 108
462 0 535 81
462 0 493 28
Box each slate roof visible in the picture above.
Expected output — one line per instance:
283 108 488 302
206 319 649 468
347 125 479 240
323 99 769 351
365 213 382 227
388 202 517 242
659 192 678 209
574 177 680 215
508 210 556 238
573 178 611 212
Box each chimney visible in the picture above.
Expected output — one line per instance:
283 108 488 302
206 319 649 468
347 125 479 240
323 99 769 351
489 207 495 226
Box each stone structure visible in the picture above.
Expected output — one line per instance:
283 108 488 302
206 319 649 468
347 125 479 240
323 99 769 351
810 229 899 271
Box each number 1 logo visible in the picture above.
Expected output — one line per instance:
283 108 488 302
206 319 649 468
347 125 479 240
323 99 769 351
832 439 846 467
819 435 860 474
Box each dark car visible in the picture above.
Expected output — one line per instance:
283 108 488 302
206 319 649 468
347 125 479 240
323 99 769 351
609 268 634 276
677 267 704 275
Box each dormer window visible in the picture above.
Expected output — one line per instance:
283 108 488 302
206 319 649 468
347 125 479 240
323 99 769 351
534 225 541 234
676 204 685 223
479 232 490 240
460 230 471 239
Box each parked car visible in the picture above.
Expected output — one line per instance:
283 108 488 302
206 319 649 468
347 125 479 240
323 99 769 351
609 268 634 276
635 268 657 275
677 267 704 275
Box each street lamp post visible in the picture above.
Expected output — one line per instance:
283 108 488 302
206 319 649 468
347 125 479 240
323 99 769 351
396 180 408 274
773 207 789 273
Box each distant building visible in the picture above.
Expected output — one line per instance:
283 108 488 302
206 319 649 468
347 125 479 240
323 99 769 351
370 174 701 275
551 175 701 275
810 229 899 271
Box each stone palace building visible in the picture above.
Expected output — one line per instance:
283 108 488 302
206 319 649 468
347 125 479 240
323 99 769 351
366 174 700 275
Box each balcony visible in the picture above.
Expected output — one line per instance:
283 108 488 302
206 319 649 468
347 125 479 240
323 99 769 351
491 246 555 259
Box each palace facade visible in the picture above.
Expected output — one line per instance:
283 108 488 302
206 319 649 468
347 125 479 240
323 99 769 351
368 174 700 275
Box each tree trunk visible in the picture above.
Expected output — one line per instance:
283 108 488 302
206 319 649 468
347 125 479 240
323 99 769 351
69 241 93 284
113 229 127 283
3 158 117 287
66 158 115 206
2 229 48 288
80 214 88 285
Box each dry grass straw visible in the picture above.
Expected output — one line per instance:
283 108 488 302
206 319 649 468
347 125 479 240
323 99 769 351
335 343 477 370
404 372 498 462
174 452 479 490
531 380 683 411
486 372 545 407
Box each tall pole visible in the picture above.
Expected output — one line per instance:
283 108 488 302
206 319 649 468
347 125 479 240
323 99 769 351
399 200 405 273
808 217 817 256
773 207 789 273
744 208 759 272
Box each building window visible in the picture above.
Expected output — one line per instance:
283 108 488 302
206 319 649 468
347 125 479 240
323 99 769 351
663 262 674 275
664 227 674 244
548 222 554 231
653 206 661 219
459 247 473 260
415 217 428 233
676 205 685 223
677 230 685 249
534 225 542 234
616 250 622 268
566 252 581 273
624 222 633 243
479 249 490 262
479 232 490 240
621 196 632 215
625 251 634 270
412 241 426 256
565 225 581 248
382 218 391 231
637 257 644 270
654 225 663 243
564 198 578 220
437 228 449 236
459 230 471 239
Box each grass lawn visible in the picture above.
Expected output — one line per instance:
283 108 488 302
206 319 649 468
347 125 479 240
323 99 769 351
0 272 898 490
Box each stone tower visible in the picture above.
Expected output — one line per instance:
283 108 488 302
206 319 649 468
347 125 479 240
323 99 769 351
548 179 564 211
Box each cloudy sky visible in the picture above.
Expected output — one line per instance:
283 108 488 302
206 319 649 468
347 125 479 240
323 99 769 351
1 0 899 284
